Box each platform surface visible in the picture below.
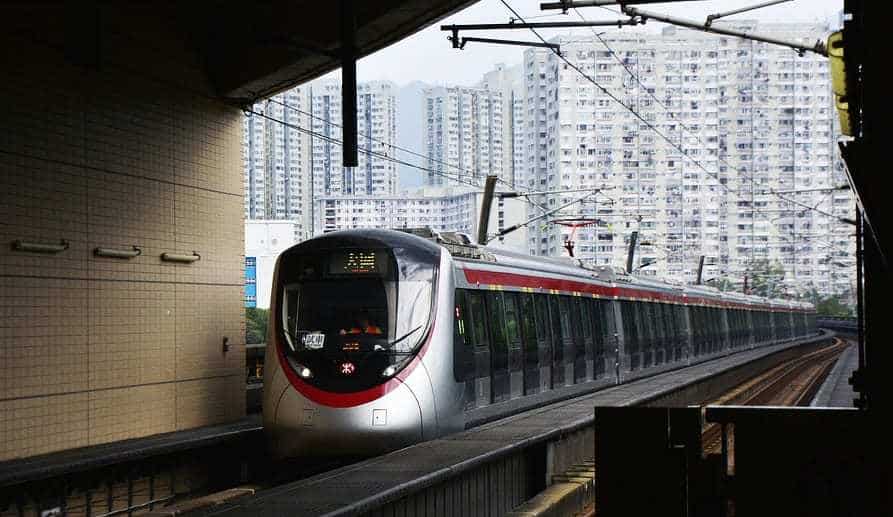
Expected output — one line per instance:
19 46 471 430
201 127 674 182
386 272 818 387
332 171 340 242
811 342 858 408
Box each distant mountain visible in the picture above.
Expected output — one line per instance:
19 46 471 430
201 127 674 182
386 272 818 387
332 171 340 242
397 81 430 189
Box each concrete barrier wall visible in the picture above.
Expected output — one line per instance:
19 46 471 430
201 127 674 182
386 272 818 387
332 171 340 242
0 7 245 461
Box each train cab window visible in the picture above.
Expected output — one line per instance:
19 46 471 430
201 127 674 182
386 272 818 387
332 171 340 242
278 246 436 393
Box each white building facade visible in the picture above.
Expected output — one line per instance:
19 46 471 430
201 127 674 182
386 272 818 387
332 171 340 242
424 86 505 187
479 63 527 188
242 87 313 240
315 187 528 252
523 23 853 297
310 80 398 197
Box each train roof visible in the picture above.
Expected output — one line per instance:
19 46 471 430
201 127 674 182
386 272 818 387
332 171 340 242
394 228 815 312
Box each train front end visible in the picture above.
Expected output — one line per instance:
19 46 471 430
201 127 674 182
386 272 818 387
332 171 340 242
263 230 459 458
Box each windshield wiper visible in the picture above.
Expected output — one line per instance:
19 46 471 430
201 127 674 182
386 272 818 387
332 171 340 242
376 325 423 352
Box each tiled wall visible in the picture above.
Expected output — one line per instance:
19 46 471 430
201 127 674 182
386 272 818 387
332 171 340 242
0 10 245 461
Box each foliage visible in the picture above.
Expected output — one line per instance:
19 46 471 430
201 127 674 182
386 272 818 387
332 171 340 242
803 288 855 317
746 259 787 298
708 277 737 292
246 307 269 344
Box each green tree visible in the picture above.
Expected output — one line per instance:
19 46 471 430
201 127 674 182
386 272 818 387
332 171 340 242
747 259 786 298
246 307 269 344
803 288 854 317
707 277 737 292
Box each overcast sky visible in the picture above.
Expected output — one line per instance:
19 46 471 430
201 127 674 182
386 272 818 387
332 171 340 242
339 0 842 86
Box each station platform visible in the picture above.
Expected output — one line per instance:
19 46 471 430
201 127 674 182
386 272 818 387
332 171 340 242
811 341 858 408
204 335 830 517
0 415 262 488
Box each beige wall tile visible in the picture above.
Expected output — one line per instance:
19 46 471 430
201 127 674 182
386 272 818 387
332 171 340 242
175 377 229 431
88 282 176 390
88 384 176 446
0 393 89 462
0 13 246 461
0 277 89 400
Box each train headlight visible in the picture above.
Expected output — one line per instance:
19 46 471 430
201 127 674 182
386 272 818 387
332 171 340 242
381 365 397 378
297 364 313 379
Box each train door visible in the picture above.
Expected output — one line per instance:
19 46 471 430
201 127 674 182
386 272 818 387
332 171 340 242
503 292 525 399
454 290 475 410
466 291 492 407
548 296 566 387
485 292 510 404
520 293 540 395
534 294 553 391
570 298 587 383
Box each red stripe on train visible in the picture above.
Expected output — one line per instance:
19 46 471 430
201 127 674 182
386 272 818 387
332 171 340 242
461 268 811 312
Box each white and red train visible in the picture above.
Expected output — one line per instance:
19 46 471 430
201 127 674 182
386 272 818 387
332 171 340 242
263 229 816 457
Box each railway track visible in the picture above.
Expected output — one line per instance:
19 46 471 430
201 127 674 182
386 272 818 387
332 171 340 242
701 338 849 455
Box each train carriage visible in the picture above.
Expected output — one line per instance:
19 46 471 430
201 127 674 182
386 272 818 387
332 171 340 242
263 229 816 458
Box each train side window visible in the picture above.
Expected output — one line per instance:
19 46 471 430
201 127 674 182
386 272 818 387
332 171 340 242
654 303 667 349
520 294 538 357
486 292 508 351
599 300 613 345
637 302 652 351
535 294 551 344
467 291 489 348
621 301 639 354
558 297 573 339
570 298 584 343
504 292 522 347
580 299 593 342
549 296 564 345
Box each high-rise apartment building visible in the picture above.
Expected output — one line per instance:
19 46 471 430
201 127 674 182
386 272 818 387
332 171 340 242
479 63 526 188
243 80 399 238
424 86 505 187
310 80 398 197
242 87 313 240
523 23 853 297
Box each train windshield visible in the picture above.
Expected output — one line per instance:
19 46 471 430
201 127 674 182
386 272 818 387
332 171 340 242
280 247 437 391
